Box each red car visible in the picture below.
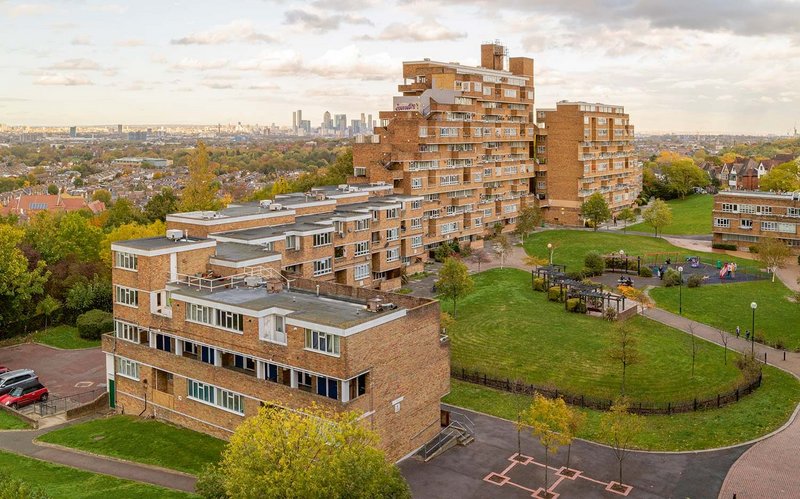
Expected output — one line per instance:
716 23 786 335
0 382 48 409
0 367 8 375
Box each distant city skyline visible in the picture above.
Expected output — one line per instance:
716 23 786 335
1 0 799 135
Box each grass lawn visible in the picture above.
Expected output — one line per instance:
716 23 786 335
0 409 29 430
650 280 800 351
0 450 195 498
31 325 100 349
627 194 714 235
446 268 747 404
524 229 757 272
37 415 225 475
446 362 800 451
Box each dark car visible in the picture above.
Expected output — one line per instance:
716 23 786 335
0 382 48 409
0 369 38 396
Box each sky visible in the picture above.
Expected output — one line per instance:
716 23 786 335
1 0 799 134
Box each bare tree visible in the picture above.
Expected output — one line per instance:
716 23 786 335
716 328 730 365
468 248 492 272
607 324 641 396
688 323 699 378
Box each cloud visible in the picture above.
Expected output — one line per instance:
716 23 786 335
361 20 466 41
171 20 275 45
46 58 104 71
34 74 93 86
246 82 280 90
310 0 378 10
6 3 52 16
88 3 128 14
170 58 229 71
70 35 93 46
115 39 145 47
283 9 372 33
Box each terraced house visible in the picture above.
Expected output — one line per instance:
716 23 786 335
351 42 538 243
104 223 450 461
712 190 800 252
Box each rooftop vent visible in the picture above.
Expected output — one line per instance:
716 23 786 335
244 276 264 287
366 297 383 313
259 199 272 208
337 184 348 191
268 203 282 211
265 279 284 293
166 229 184 241
315 192 326 201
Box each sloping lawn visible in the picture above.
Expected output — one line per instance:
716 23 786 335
32 325 100 349
650 280 800 351
446 362 800 451
0 410 29 429
628 194 714 235
0 450 195 498
38 415 225 475
524 229 757 272
446 268 746 404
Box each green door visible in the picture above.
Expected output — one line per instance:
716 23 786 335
108 379 116 408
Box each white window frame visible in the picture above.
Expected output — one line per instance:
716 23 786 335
354 241 369 257
115 252 138 271
116 357 139 381
313 258 332 276
114 319 141 344
354 263 370 280
411 178 423 189
355 219 370 231
411 217 422 229
387 248 400 262
386 228 399 241
305 330 341 357
411 235 423 248
313 232 331 247
115 286 139 308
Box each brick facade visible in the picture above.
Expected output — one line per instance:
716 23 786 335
712 191 800 252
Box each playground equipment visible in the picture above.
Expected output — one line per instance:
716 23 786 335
719 262 738 279
686 256 700 268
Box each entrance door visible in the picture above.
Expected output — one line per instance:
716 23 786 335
108 379 116 408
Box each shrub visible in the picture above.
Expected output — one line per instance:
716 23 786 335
712 242 737 251
663 268 682 287
687 274 703 288
76 309 113 340
532 277 547 292
797 254 800 265
0 471 50 499
566 298 580 312
547 286 565 302
584 251 605 276
604 307 618 321
565 270 585 281
638 266 653 278
748 245 759 254
196 464 226 499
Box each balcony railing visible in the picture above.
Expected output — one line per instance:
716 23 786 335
170 267 290 293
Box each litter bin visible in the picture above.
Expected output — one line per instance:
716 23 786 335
716 260 722 269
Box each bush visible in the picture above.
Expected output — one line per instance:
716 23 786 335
565 270 585 281
797 254 800 265
604 307 618 321
663 268 683 287
532 277 546 292
196 464 226 499
547 286 565 302
748 245 759 254
566 298 586 313
0 471 50 499
584 251 605 276
76 309 113 340
687 274 703 288
638 266 653 278
712 242 737 251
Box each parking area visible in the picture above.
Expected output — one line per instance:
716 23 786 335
0 343 105 398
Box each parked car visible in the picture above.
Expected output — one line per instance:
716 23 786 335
0 381 48 409
0 366 8 375
0 369 38 396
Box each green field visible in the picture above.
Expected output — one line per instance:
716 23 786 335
0 450 195 498
524 229 756 272
31 325 100 349
628 194 714 235
446 362 800 451
38 416 225 475
650 280 800 351
446 268 747 404
0 409 29 430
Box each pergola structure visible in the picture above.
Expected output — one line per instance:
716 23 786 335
567 287 628 314
604 253 641 275
532 264 567 289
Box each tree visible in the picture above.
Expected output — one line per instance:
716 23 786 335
103 197 144 229
661 158 709 199
0 225 49 329
756 236 791 282
25 211 102 264
599 397 642 489
493 234 512 269
514 205 542 243
607 324 640 396
580 192 611 230
759 161 800 192
180 141 222 212
144 187 179 222
270 177 291 198
91 189 112 206
617 207 636 232
688 323 699 379
100 220 166 267
199 405 410 499
467 248 492 272
526 394 572 495
717 327 730 365
563 406 586 475
36 295 61 332
435 257 474 318
47 184 59 195
642 199 673 237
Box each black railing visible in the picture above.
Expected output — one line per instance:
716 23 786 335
28 387 106 417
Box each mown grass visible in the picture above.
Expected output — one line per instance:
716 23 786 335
37 415 225 475
628 194 714 235
31 325 100 349
0 409 29 430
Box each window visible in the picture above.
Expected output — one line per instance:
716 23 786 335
187 380 244 415
386 208 399 219
201 345 216 365
386 228 398 241
474 217 483 227
440 174 459 186
349 373 368 400
741 219 753 229
216 309 244 332
411 235 423 248
334 246 345 259
285 235 299 250
313 258 332 276
483 208 493 217
354 166 366 177
355 263 370 280
233 354 256 372
474 82 482 92
411 217 422 229
721 203 738 213
305 330 340 356
503 89 517 98
410 199 422 209
387 248 399 262
788 208 800 217
441 222 459 235
313 232 331 247
355 219 370 231
188 379 214 404
418 126 428 138
714 218 730 228
116 357 139 380
411 178 422 189
297 371 313 390
439 127 458 137
115 320 142 343
187 303 213 325
218 388 244 414
354 241 369 257
115 286 138 307
183 340 197 357
316 375 339 400
761 221 777 231
115 252 138 270
371 210 379 222
155 333 172 352
263 362 281 383
504 204 518 214
757 205 772 215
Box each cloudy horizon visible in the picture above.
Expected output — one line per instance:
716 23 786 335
1 0 799 134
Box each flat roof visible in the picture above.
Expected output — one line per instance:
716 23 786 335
403 59 530 80
717 191 800 201
171 285 406 331
112 236 211 251
213 242 279 262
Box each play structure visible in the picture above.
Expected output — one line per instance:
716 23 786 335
718 262 738 280
686 256 700 268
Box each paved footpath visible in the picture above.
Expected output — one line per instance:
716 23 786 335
641 307 800 499
0 418 196 493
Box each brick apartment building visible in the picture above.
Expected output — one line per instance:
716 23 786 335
351 42 538 242
712 190 800 252
535 102 639 225
104 225 450 461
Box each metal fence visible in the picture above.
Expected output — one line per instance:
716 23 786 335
26 387 106 417
452 366 762 415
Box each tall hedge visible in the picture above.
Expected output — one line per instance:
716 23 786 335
76 309 114 340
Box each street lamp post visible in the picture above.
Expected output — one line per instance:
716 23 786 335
619 249 625 273
547 243 553 265
751 301 757 356
678 266 684 315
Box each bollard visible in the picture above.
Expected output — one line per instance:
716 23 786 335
765 352 767 364
784 351 787 361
